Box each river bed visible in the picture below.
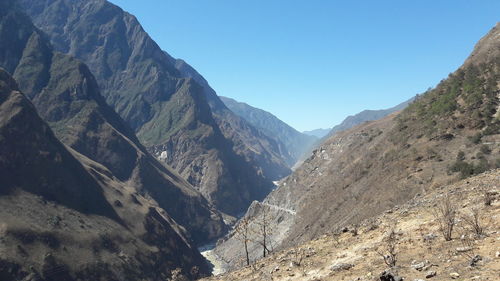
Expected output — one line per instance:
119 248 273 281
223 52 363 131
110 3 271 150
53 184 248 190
198 243 226 276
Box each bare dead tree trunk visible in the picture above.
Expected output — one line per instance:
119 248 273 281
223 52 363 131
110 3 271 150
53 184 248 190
256 204 272 258
235 217 251 266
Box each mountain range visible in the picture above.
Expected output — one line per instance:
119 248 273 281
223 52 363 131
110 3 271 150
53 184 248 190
16 0 292 216
220 96 317 166
0 0 498 280
302 128 331 138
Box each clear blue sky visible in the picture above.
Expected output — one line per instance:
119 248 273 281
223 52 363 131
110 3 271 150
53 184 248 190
110 0 499 132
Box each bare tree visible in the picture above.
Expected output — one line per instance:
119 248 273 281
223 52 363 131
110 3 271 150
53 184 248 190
461 208 484 238
255 205 273 258
234 217 252 266
292 248 306 267
376 225 398 268
433 194 457 241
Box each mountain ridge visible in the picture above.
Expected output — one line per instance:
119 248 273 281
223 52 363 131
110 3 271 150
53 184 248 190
220 96 317 166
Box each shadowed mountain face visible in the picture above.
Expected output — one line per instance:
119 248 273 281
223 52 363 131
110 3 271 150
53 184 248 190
0 0 226 245
220 96 317 166
0 69 117 220
18 0 290 215
0 68 210 281
215 23 500 268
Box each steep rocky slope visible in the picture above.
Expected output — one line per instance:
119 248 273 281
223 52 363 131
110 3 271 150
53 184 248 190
0 69 209 280
203 170 500 280
0 0 226 245
214 23 500 268
220 96 317 166
174 59 291 179
18 0 290 215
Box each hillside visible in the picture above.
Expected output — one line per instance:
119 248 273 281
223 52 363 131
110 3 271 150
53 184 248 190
18 0 291 216
203 170 500 281
296 97 414 168
220 96 317 166
0 69 209 280
213 22 500 268
0 1 226 245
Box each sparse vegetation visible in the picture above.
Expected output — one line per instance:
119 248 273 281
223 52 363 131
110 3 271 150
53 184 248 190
461 208 485 238
376 225 398 268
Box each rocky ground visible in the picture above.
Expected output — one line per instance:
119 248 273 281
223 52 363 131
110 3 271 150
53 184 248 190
201 169 500 281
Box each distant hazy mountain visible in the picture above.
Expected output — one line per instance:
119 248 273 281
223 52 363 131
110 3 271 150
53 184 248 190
325 97 415 139
295 98 415 167
220 96 317 166
302 128 331 138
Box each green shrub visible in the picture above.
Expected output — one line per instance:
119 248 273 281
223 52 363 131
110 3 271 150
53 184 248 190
450 161 474 178
469 133 482 144
480 145 491 155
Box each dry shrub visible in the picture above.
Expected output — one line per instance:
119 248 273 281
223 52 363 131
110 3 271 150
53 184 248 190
376 225 398 268
432 193 457 241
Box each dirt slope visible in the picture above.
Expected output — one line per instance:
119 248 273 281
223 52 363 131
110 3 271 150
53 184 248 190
202 169 500 281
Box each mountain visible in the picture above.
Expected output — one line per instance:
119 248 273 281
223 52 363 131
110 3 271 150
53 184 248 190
18 0 291 216
220 96 317 166
295 98 415 168
173 58 291 179
325 97 415 139
302 128 331 138
214 23 500 268
0 0 226 245
0 68 209 280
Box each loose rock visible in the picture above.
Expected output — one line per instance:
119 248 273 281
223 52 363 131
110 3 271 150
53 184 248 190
425 270 436 278
331 263 354 271
379 270 403 281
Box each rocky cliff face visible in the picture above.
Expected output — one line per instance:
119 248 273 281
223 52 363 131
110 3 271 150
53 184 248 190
0 0 226 245
220 96 317 166
215 23 500 268
18 0 289 215
0 68 209 280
